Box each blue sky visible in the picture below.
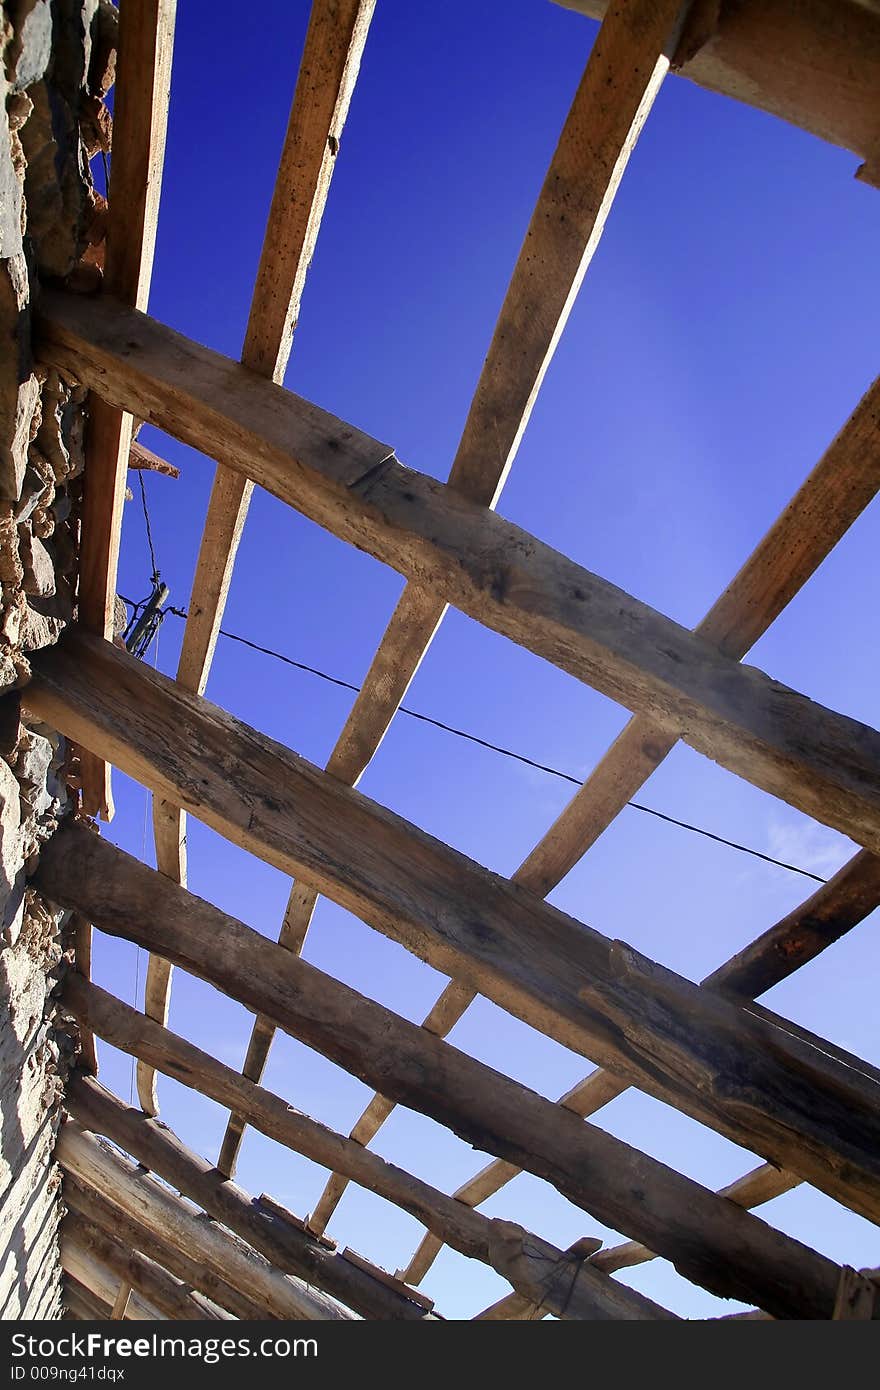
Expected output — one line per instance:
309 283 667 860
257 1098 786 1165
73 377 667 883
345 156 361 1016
90 0 880 1319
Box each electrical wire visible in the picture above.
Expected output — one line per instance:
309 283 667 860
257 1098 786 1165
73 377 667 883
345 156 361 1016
118 591 829 886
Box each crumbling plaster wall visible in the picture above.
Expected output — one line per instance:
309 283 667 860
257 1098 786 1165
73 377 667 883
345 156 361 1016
1 0 115 1320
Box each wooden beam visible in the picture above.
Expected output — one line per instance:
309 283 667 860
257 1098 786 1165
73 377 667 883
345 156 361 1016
77 0 176 820
37 828 856 1319
311 374 880 1228
218 0 692 1176
34 296 880 854
109 1282 132 1321
518 376 880 896
142 0 377 1117
63 1211 229 1321
63 976 667 1322
400 849 880 1284
128 440 179 478
29 643 880 1222
57 1121 353 1321
64 1177 271 1321
552 0 880 186
67 1075 434 1322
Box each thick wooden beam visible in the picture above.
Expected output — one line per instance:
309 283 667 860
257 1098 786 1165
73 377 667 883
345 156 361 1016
142 0 377 1116
218 0 692 1176
29 644 880 1222
553 0 880 186
63 1212 229 1321
64 975 667 1322
37 827 856 1319
78 0 176 819
35 292 880 855
400 849 880 1284
63 1277 115 1322
57 1121 352 1321
64 1177 271 1322
66 1076 433 1322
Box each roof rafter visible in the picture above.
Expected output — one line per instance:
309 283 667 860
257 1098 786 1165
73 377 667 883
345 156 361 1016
141 0 376 1116
34 823 869 1319
77 0 176 821
217 0 693 1177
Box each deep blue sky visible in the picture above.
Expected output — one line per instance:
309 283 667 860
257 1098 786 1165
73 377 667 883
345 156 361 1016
92 0 880 1319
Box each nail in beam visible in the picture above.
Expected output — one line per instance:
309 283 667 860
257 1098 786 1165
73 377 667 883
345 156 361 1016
33 291 880 856
37 825 857 1320
28 639 880 1225
63 975 670 1322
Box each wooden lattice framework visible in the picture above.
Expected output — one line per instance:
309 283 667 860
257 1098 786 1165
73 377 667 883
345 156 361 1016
25 0 880 1320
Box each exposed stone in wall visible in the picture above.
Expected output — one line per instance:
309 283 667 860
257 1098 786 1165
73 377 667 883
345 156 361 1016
1 0 115 1322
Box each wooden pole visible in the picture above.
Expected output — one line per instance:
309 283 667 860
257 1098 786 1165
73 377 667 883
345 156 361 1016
64 975 669 1322
34 291 880 855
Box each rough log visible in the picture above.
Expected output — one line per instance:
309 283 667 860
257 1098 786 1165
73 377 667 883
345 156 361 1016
64 975 666 1322
38 828 854 1320
64 1177 270 1322
57 1121 350 1321
67 1075 436 1323
28 648 880 1225
63 1211 228 1320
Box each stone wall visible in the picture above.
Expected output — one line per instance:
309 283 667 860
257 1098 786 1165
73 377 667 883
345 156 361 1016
1 0 115 1320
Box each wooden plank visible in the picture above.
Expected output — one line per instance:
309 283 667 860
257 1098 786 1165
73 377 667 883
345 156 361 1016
57 1122 352 1321
109 1281 132 1320
64 975 667 1322
65 1177 272 1321
67 1075 433 1322
29 647 880 1220
142 0 376 1116
400 850 880 1284
218 0 693 1177
552 0 880 185
64 1212 229 1321
78 0 176 820
61 1244 164 1321
34 295 880 857
37 828 858 1319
